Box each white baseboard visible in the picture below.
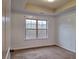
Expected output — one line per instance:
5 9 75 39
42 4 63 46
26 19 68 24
11 44 56 50
57 45 76 53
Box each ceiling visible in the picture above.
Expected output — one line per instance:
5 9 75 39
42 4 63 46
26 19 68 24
26 0 72 9
11 0 76 15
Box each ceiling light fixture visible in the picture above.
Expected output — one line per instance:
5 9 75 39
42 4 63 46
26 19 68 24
48 0 55 2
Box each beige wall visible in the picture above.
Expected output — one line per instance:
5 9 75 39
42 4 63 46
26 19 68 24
11 12 57 49
56 9 76 52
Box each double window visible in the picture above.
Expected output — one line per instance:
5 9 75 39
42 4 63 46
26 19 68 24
26 19 48 40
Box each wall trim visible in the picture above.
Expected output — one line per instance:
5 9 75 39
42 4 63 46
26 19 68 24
56 45 76 53
10 45 57 51
5 48 10 59
10 45 75 54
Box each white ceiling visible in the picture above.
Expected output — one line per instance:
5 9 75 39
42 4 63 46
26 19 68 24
11 0 75 15
26 0 72 9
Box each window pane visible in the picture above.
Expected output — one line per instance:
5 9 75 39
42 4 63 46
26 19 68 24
38 30 48 39
26 30 36 39
26 20 36 29
38 20 47 29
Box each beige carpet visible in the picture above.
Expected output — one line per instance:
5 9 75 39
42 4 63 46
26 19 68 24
11 46 76 59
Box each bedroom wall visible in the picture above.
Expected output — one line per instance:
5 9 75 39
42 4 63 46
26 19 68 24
56 9 76 52
11 8 76 53
11 12 57 49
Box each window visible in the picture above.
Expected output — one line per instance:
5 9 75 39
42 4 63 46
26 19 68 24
26 19 48 40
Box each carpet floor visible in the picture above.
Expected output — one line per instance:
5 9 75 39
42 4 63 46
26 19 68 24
11 46 76 59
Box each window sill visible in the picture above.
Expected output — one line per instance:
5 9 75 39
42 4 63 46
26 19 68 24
24 38 48 41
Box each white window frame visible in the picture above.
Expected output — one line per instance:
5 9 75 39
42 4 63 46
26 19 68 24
25 18 48 40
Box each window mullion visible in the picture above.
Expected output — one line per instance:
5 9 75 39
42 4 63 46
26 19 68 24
46 21 48 37
36 20 38 38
